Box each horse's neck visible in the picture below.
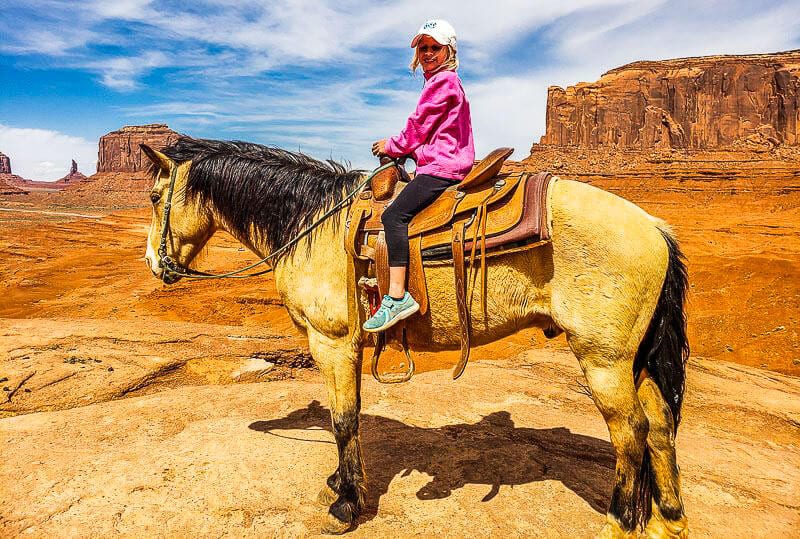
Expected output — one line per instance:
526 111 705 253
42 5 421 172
212 203 351 333
277 214 348 278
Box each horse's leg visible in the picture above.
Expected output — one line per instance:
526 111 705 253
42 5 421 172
307 329 365 534
315 355 342 508
572 345 649 539
638 377 688 538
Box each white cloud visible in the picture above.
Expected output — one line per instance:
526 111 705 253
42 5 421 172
85 50 170 90
0 125 97 181
1 27 96 56
551 0 800 68
4 0 800 172
469 73 567 161
88 0 155 19
1 0 648 84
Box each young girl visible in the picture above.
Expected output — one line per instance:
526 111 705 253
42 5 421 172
363 19 475 332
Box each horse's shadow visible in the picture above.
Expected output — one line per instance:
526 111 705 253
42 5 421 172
249 400 614 520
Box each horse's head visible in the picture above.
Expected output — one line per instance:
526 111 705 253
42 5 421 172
141 144 216 284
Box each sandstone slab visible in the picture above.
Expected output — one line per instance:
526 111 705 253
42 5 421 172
1 351 797 538
0 318 311 417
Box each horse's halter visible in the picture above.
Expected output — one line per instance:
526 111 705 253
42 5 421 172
156 164 178 279
154 159 397 283
155 163 209 282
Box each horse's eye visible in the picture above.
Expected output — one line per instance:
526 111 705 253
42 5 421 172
150 192 161 204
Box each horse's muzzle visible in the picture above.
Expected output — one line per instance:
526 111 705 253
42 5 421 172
159 269 181 284
146 255 182 284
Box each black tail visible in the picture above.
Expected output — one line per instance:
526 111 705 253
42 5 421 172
631 228 690 528
634 229 690 431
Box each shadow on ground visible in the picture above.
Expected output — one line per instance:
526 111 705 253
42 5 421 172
250 400 614 522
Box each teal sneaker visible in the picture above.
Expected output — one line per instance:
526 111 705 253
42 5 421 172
363 292 420 333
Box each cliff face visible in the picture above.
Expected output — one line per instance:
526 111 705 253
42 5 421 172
97 124 180 173
522 51 800 375
0 152 11 174
540 51 800 150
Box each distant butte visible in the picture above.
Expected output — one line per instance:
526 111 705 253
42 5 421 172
65 124 182 207
58 160 89 184
1 124 182 206
97 124 180 173
1 155 91 192
0 152 12 174
0 151 30 194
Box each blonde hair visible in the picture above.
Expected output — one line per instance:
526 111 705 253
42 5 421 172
409 44 459 74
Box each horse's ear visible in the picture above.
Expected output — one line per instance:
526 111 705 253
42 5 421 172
140 144 173 173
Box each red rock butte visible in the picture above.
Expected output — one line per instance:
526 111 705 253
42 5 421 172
1 155 90 192
58 124 182 207
540 50 800 151
0 151 30 194
57 160 89 184
97 124 180 173
0 152 11 175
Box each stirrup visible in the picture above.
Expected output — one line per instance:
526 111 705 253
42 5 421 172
370 327 415 384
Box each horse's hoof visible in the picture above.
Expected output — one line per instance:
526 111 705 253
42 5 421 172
317 484 338 507
321 512 353 535
595 519 638 539
644 507 688 538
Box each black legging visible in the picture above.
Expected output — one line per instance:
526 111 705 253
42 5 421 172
381 173 458 266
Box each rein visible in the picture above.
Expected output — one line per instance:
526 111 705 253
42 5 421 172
156 160 395 282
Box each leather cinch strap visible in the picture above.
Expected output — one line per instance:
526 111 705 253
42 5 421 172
451 217 471 380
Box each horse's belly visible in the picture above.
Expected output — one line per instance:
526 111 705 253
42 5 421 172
403 247 554 349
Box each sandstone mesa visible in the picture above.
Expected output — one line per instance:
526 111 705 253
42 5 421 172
540 50 800 151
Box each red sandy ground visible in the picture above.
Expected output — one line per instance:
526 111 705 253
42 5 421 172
2 152 798 377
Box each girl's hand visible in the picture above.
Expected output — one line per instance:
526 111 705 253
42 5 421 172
372 139 388 157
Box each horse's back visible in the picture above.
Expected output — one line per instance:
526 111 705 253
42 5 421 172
406 178 672 352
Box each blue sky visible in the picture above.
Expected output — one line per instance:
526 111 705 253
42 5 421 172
2 0 800 181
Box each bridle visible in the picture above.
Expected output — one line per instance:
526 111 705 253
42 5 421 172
155 160 396 283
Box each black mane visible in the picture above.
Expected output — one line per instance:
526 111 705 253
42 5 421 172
160 137 364 255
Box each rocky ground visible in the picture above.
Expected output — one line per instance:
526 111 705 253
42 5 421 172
0 157 799 536
1 351 797 538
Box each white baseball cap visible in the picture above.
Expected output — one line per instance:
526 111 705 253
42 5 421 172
410 19 457 50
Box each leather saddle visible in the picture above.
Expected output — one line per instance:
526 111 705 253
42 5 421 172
345 148 555 383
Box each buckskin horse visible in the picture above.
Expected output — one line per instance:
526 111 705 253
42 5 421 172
142 137 689 538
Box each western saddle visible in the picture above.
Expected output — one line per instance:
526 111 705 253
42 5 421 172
345 148 555 383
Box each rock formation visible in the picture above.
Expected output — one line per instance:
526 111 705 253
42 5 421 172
0 157 90 192
55 160 89 184
539 50 800 150
58 124 183 207
0 152 11 174
518 50 800 376
0 151 29 194
0 180 25 195
97 124 180 173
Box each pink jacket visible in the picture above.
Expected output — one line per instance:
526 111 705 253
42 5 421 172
384 70 475 181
